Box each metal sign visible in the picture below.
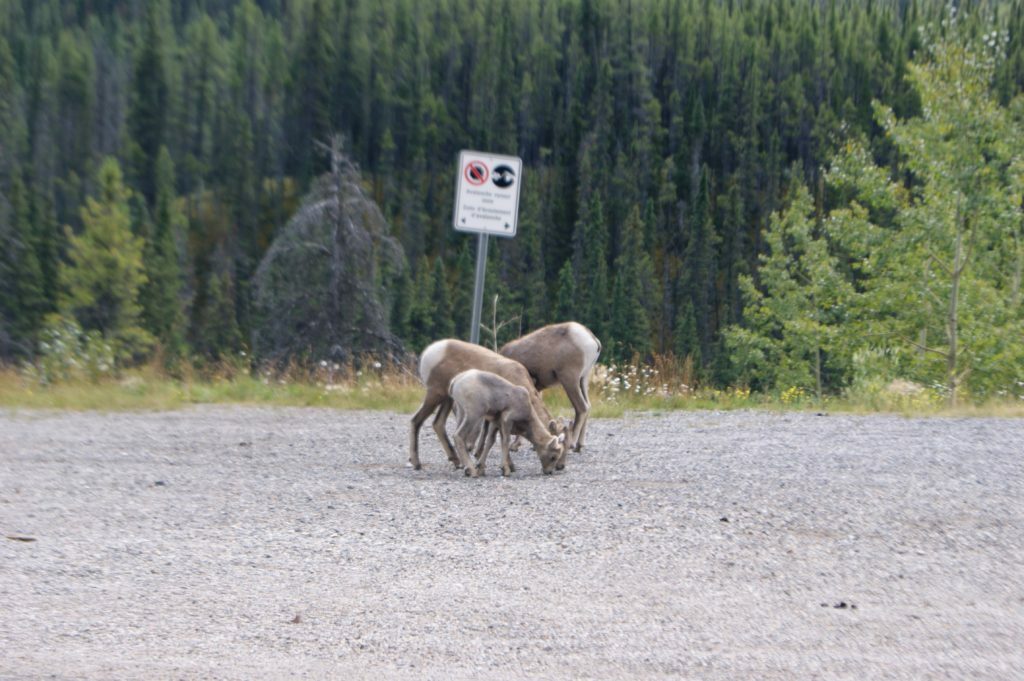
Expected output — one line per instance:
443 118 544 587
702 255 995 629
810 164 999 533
452 150 522 344
453 150 522 237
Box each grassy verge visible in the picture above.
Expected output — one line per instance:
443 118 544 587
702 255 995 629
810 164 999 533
2 367 1021 417
0 367 425 413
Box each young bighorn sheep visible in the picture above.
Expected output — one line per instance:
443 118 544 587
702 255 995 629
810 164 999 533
409 339 565 470
447 369 564 477
499 321 601 453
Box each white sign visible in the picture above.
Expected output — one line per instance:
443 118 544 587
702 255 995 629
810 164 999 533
453 150 522 238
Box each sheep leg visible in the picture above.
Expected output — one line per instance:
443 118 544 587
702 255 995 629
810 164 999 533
493 418 515 473
575 370 594 449
475 419 499 473
409 391 444 470
558 372 590 459
500 415 515 476
431 397 460 467
472 420 491 461
453 414 480 478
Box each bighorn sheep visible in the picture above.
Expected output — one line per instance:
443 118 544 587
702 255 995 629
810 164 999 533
447 369 564 477
409 339 565 470
499 321 601 452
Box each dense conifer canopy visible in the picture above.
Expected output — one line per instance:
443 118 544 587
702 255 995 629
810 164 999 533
0 0 1021 398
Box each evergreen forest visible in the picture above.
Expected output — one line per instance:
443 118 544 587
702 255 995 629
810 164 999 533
1 0 1023 403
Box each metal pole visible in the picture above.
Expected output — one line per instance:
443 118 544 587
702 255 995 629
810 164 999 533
469 233 488 345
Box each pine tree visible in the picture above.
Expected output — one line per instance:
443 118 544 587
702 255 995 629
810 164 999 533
556 259 576 322
680 94 707 200
521 218 548 331
654 156 679 353
31 185 61 310
718 173 748 328
407 255 434 352
54 31 94 183
431 256 454 340
140 146 186 357
0 38 25 171
609 205 653 361
179 11 223 192
193 265 242 360
574 191 609 340
126 2 169 206
390 265 413 344
59 158 152 357
0 168 46 356
673 301 701 368
683 164 719 365
288 0 334 182
724 181 851 396
24 33 59 224
224 108 258 257
221 107 259 341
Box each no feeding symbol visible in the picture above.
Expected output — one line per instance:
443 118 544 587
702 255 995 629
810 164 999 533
464 160 489 186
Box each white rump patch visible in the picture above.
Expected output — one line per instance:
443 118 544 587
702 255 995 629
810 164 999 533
418 340 448 384
448 368 481 395
567 322 600 371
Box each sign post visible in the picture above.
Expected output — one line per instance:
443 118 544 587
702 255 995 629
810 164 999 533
469 234 489 346
453 150 523 345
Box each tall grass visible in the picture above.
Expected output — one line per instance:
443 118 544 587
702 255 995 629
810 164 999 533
0 357 424 413
2 354 1021 417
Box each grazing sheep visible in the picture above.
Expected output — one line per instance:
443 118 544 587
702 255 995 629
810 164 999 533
447 369 565 477
500 321 602 453
409 339 566 470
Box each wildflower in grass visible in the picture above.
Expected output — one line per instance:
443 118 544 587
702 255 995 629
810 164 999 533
780 386 806 404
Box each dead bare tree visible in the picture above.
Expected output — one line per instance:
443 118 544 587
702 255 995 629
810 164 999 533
478 294 521 352
252 135 406 364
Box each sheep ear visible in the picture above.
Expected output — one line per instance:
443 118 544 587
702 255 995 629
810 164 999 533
548 419 557 432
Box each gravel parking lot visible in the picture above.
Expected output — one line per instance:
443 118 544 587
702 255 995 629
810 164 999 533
2 406 1023 679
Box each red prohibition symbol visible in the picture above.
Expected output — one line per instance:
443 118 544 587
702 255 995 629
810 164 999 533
464 161 489 186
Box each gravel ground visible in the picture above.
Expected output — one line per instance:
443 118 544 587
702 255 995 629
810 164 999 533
1 406 1023 680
